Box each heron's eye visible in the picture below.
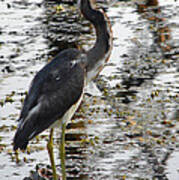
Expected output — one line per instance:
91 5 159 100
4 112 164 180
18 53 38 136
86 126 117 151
56 76 60 81
70 61 77 68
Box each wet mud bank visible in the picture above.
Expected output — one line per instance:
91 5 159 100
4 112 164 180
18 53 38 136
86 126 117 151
0 0 179 179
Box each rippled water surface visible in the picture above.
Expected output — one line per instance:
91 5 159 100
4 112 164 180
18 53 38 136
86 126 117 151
0 0 179 179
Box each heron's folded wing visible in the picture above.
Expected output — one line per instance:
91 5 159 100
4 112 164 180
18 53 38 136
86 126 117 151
13 61 85 150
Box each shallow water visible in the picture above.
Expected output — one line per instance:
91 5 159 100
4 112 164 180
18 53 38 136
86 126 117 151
0 0 179 179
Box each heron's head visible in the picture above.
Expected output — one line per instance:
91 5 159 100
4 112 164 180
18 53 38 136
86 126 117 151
77 0 96 10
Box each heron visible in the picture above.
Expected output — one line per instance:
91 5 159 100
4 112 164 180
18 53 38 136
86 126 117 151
13 0 112 179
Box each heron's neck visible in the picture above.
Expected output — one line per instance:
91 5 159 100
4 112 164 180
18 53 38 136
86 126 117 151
80 0 112 72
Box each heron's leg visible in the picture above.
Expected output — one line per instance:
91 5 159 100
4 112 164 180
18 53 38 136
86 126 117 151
47 128 58 180
60 122 66 180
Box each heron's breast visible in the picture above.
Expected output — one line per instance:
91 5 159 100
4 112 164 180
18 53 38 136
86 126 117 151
87 48 112 83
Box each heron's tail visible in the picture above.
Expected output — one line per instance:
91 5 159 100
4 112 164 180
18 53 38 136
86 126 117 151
13 129 29 151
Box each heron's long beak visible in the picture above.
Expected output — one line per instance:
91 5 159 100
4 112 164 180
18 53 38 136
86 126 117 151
77 0 81 9
91 0 97 8
76 0 82 19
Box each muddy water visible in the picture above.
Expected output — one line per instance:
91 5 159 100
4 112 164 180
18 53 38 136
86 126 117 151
0 0 179 179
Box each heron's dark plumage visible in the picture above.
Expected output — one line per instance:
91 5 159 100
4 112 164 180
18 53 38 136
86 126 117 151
13 48 86 150
79 0 112 82
13 0 112 152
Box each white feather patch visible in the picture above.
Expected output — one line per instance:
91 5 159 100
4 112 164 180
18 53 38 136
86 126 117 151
18 103 41 130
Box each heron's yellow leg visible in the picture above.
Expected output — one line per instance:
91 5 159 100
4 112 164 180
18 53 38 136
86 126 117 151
60 122 66 180
47 128 58 180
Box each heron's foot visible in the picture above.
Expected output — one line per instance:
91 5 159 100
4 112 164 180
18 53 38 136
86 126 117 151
25 163 61 180
38 165 61 180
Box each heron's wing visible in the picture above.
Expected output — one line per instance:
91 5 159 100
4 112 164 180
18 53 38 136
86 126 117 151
14 52 85 150
18 71 46 121
19 49 87 121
